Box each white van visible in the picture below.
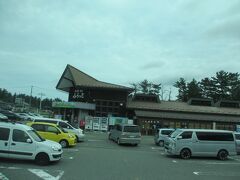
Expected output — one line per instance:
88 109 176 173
32 118 85 142
165 129 237 160
0 121 62 165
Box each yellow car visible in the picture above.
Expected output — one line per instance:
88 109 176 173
27 122 76 148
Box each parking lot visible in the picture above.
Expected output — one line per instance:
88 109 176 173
1 132 240 180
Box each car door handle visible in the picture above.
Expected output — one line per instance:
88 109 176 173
11 143 16 146
4 142 8 146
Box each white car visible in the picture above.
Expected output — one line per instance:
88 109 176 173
0 121 63 165
16 113 35 121
0 113 8 121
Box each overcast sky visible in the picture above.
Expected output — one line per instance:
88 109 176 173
0 0 240 101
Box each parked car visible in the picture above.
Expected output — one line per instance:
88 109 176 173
0 110 21 121
27 122 77 148
109 124 141 146
234 132 240 155
154 128 175 147
32 118 85 142
165 129 236 160
28 112 43 118
0 121 62 165
0 113 8 121
16 113 35 121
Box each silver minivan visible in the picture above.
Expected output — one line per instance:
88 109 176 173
154 128 175 147
165 129 237 160
109 124 141 146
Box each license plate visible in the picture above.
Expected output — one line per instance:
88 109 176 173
129 136 135 138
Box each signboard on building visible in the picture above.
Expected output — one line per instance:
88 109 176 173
52 101 95 110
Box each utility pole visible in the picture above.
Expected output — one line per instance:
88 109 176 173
38 93 45 110
29 86 33 109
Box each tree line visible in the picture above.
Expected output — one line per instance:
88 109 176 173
174 70 240 102
130 70 240 102
0 88 62 110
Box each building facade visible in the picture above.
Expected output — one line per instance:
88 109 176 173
54 65 240 133
54 64 132 125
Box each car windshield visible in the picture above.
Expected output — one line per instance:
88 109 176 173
170 129 183 138
123 126 140 133
27 130 45 142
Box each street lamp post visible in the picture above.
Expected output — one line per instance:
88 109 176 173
38 93 45 110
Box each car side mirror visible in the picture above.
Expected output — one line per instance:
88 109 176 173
26 138 32 143
177 136 182 140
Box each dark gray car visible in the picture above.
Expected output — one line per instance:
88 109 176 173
109 124 141 146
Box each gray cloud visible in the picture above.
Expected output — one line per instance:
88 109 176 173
0 0 240 100
141 61 165 70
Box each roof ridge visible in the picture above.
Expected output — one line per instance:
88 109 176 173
67 64 132 89
67 64 98 82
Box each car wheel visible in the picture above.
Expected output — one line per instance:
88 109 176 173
117 138 121 145
75 135 79 142
60 140 69 148
180 148 191 159
218 150 228 160
35 153 49 166
159 140 164 147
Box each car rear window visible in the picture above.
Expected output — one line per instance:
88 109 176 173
123 126 140 133
161 130 174 135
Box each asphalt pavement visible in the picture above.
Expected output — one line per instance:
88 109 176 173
1 131 240 180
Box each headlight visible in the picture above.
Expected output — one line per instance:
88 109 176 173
52 146 59 151
68 134 74 138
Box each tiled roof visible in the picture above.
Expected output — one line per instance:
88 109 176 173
56 64 133 92
135 110 240 123
127 100 240 116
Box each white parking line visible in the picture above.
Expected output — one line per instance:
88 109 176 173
228 157 240 161
28 169 64 180
193 171 240 177
88 139 104 142
64 149 79 152
0 166 64 180
205 162 240 165
0 166 21 170
0 173 9 180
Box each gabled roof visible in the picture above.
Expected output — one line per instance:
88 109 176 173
56 64 133 92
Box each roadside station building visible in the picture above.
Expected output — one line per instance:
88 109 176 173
54 65 240 133
54 64 132 126
127 95 240 134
